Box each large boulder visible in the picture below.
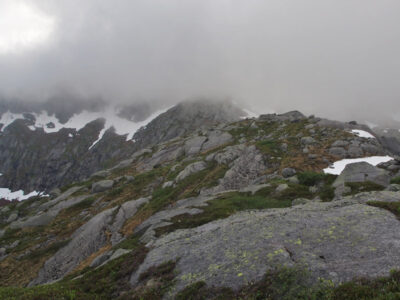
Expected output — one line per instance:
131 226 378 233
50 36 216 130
91 180 114 193
333 162 391 188
184 136 207 155
30 197 149 285
206 145 266 193
206 144 246 165
10 195 92 229
201 131 233 152
110 159 134 171
329 147 347 158
130 194 400 296
259 111 306 123
282 168 296 178
301 136 316 145
137 144 184 172
176 161 207 182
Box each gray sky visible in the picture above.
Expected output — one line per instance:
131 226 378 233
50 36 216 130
0 0 399 123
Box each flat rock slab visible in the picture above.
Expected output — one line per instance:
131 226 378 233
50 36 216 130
333 162 390 187
10 195 92 229
91 180 114 193
31 197 150 285
131 194 400 297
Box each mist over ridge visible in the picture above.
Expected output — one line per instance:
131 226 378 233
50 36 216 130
0 0 400 125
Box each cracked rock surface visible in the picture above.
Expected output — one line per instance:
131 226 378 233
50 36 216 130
131 192 400 297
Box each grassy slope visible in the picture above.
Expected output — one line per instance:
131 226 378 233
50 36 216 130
0 117 394 299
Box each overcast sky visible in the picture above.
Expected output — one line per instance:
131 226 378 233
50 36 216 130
0 0 399 122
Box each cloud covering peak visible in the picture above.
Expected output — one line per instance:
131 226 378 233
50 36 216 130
1 0 400 123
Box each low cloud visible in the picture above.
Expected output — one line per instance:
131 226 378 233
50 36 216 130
0 0 399 124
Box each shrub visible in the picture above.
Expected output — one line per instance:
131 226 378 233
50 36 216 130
297 172 324 186
391 176 400 184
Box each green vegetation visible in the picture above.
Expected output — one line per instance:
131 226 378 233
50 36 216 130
367 201 400 219
65 197 96 213
344 182 385 196
24 239 70 263
4 264 400 300
330 270 400 300
391 176 400 184
256 140 281 156
141 162 228 216
295 172 337 201
175 266 328 300
128 261 177 300
107 187 124 197
155 189 293 237
175 268 400 300
298 172 325 186
297 172 336 187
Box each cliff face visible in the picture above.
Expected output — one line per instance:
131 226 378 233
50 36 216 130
0 100 246 193
1 108 400 299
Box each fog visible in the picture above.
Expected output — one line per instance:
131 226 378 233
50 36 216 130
1 0 400 124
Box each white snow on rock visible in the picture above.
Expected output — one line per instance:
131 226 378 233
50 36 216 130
351 129 375 139
323 156 393 175
0 111 26 130
0 105 171 149
0 188 48 201
242 109 259 119
88 106 171 149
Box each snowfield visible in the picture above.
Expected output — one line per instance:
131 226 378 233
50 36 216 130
351 129 375 139
0 188 48 201
0 105 171 149
324 155 393 175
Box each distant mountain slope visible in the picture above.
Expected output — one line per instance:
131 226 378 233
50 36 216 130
0 100 246 195
1 109 400 299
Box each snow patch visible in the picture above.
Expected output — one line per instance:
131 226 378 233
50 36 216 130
0 111 25 131
88 106 171 149
323 156 393 175
351 129 375 139
68 133 74 138
242 109 259 119
0 188 48 201
0 105 171 149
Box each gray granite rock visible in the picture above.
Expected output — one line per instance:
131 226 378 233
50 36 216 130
91 180 114 193
130 193 400 296
176 161 207 182
333 162 391 188
282 168 296 178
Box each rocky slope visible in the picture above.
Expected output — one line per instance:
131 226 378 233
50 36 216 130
0 99 246 194
1 109 400 299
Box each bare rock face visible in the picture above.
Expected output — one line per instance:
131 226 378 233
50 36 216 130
176 161 207 182
0 100 245 193
91 180 114 193
10 194 91 229
208 145 266 193
184 136 207 155
259 111 306 123
30 197 149 285
201 131 233 152
333 162 391 188
130 193 400 297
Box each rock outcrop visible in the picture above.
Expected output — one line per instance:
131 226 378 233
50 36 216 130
30 197 149 285
333 162 391 188
131 193 400 296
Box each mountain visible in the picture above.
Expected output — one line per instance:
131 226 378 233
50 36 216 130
1 106 400 299
0 99 247 196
